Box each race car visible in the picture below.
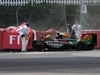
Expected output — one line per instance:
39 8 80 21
0 22 98 52
32 33 97 51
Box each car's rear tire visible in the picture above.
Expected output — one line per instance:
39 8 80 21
76 41 87 51
87 44 95 50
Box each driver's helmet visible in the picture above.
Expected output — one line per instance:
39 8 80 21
45 35 52 40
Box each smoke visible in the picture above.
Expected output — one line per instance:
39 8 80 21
82 5 100 30
31 4 66 32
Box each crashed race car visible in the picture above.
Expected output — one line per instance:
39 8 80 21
32 33 97 51
0 22 97 52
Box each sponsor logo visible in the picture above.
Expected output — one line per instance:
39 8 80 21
83 35 88 39
10 35 20 44
46 42 64 48
16 26 22 32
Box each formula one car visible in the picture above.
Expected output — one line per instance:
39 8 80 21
32 33 97 51
0 22 97 52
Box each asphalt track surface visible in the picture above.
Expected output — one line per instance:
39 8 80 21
0 49 100 75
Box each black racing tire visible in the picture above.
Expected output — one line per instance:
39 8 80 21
87 44 95 50
32 46 42 51
32 40 43 51
76 41 87 51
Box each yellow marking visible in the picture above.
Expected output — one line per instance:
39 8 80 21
82 35 92 42
83 37 92 42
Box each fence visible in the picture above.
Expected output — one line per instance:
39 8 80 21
35 0 100 5
0 4 100 32
0 0 100 6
